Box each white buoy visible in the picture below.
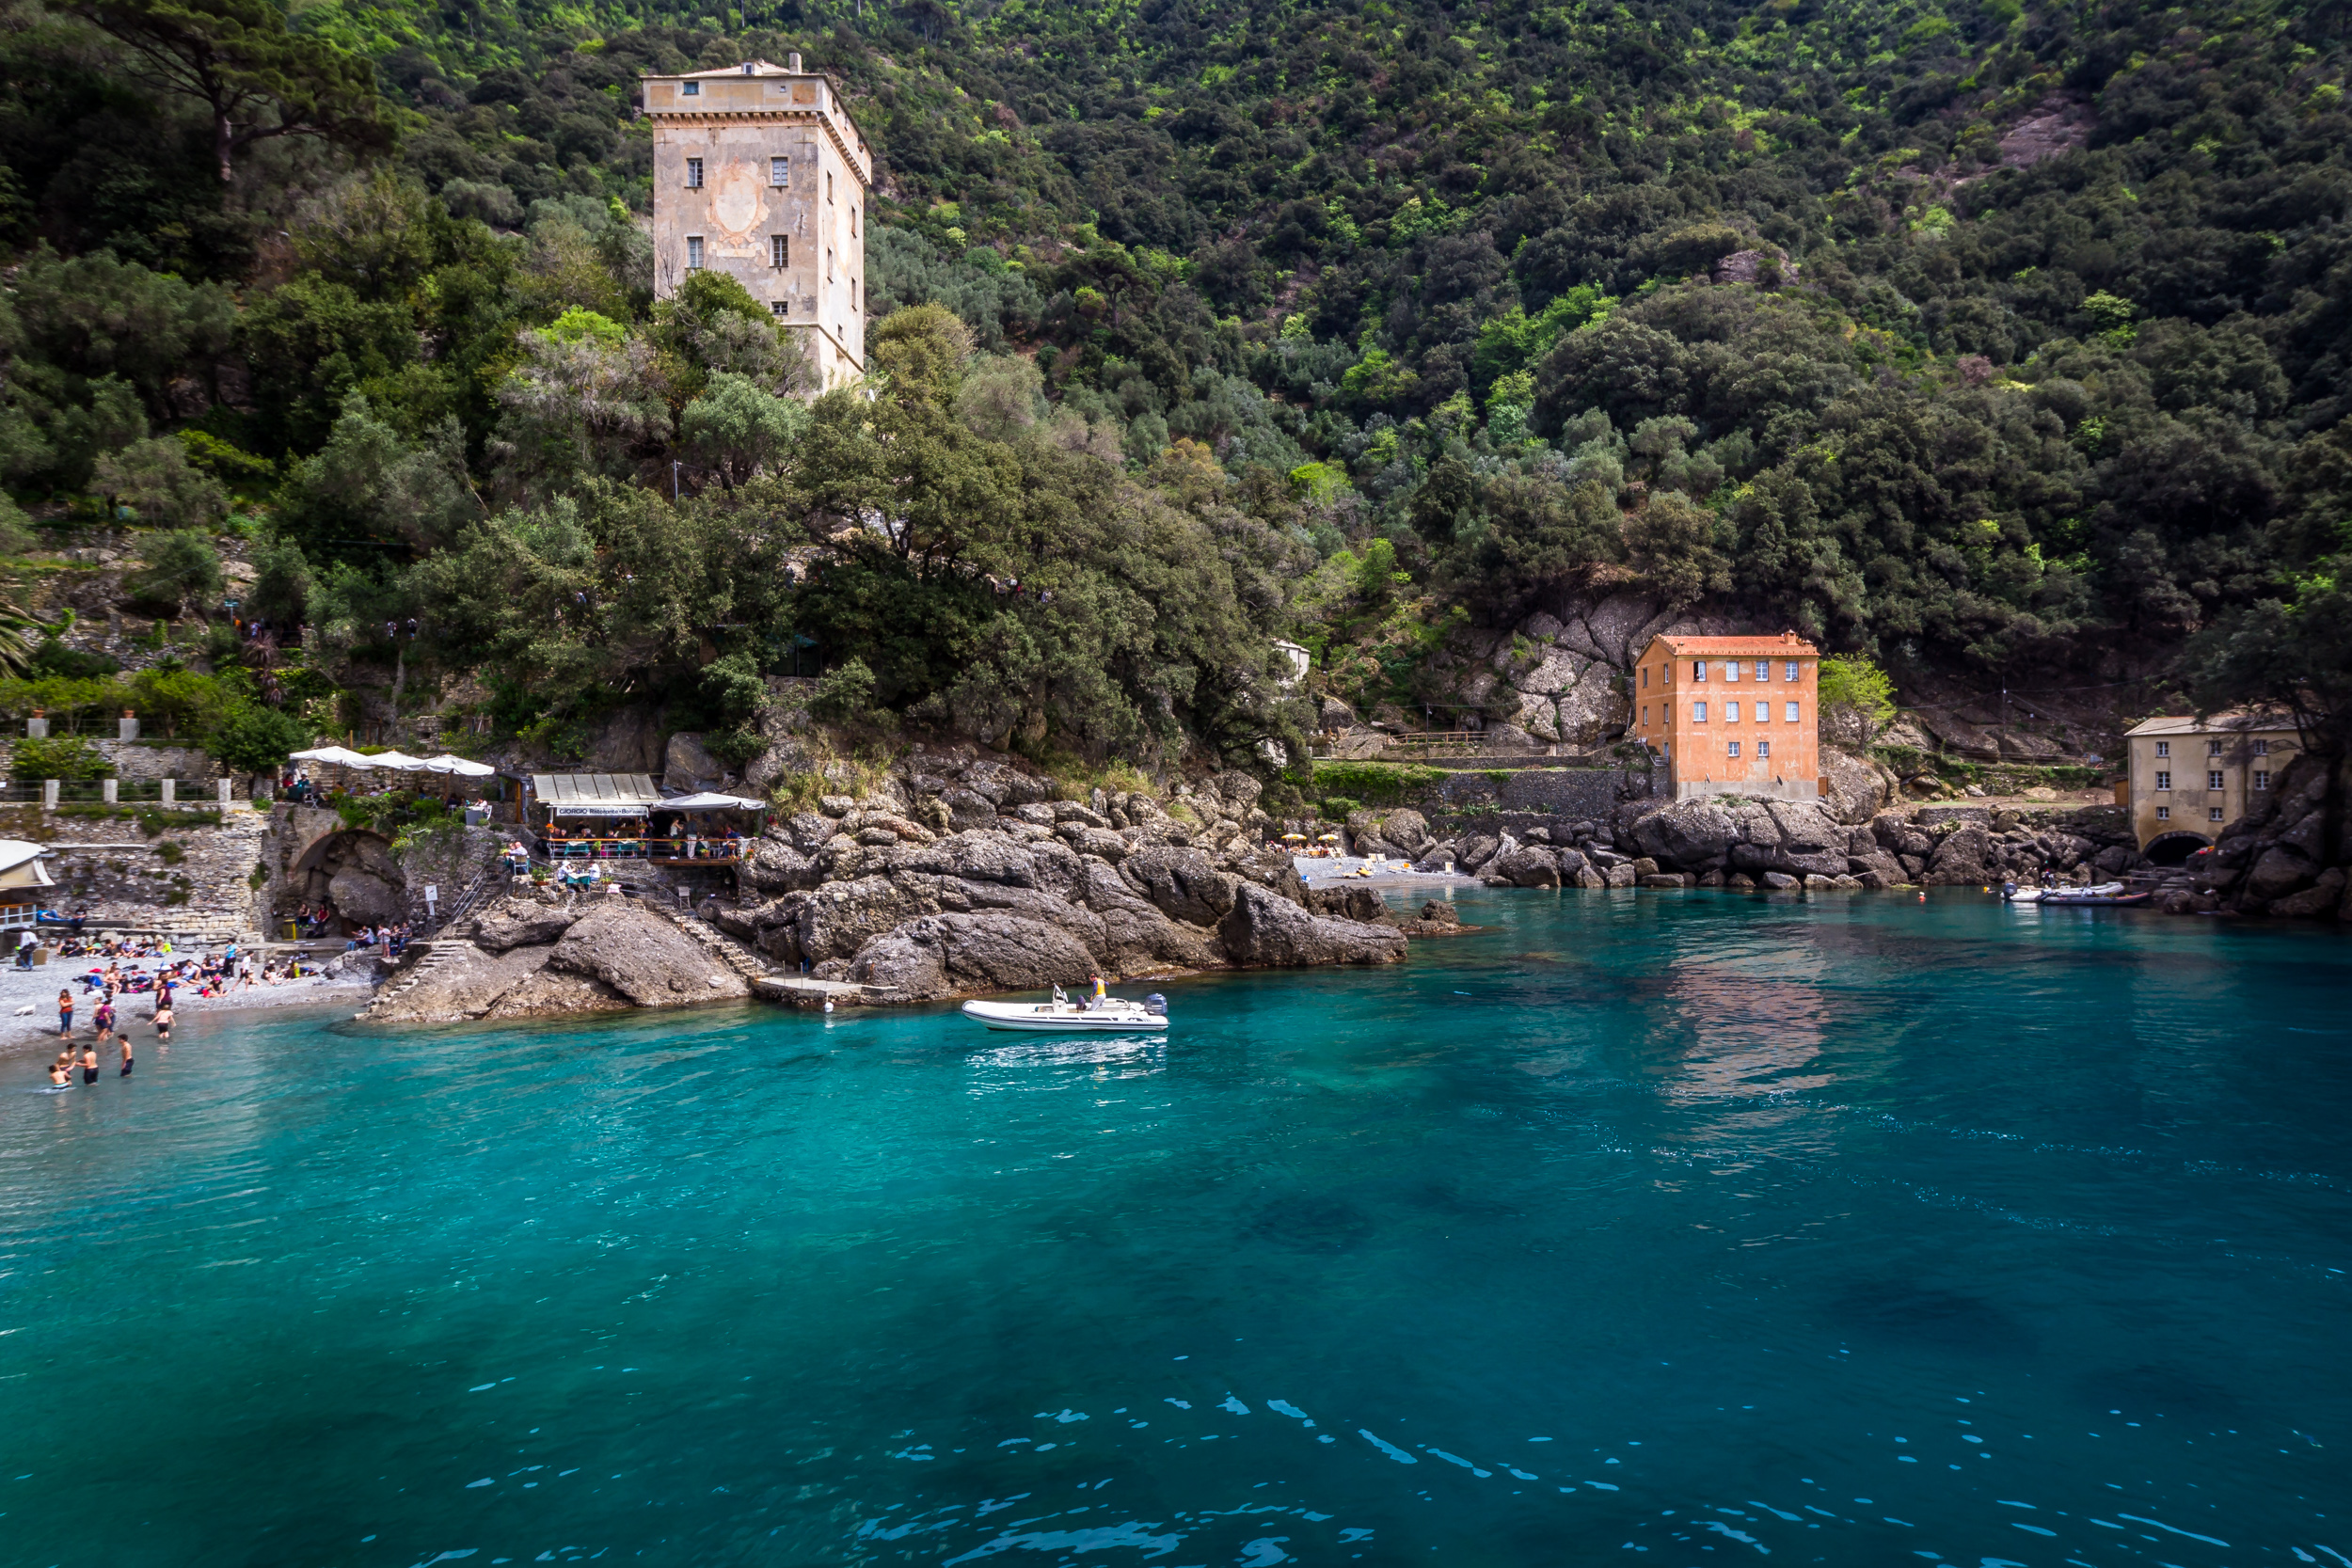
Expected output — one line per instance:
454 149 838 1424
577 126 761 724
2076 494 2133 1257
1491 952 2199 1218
823 1000 834 1014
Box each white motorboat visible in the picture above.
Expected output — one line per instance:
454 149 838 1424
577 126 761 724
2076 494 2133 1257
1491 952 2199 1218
961 984 1168 1032
2003 880 2126 904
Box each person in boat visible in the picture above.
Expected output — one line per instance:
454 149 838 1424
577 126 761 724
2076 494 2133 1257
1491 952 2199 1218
1085 974 1107 1011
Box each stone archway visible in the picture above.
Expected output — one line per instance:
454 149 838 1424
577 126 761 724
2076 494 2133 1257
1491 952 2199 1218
289 829 409 925
2141 830 2211 867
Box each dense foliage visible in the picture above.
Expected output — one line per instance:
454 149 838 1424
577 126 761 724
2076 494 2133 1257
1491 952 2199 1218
3 0 2349 763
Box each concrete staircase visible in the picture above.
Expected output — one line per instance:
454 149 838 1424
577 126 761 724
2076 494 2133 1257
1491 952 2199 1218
373 940 472 1005
645 898 771 985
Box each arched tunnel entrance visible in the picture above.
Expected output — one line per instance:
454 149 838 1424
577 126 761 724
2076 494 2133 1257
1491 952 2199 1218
286 829 409 928
2142 831 2212 867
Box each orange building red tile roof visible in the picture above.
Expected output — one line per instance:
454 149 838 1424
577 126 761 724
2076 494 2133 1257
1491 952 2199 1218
1648 631 1819 657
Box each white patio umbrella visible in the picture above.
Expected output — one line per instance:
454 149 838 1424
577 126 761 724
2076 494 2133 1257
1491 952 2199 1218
421 753 497 777
289 745 372 767
356 751 431 770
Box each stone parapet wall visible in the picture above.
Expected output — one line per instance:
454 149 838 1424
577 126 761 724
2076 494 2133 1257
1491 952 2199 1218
93 740 222 784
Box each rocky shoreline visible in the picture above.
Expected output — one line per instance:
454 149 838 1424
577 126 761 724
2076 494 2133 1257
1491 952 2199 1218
357 742 2347 1028
369 762 1414 1023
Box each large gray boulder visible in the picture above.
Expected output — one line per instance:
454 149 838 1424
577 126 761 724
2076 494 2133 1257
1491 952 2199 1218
849 912 1099 999
1217 882 1407 968
1488 844 1563 888
662 731 725 791
546 900 752 1006
1820 746 1897 824
2246 846 2314 903
1077 859 1222 971
474 899 581 952
1629 799 1740 870
741 837 822 894
791 876 930 963
1120 845 1241 926
1925 824 1994 885
327 864 407 925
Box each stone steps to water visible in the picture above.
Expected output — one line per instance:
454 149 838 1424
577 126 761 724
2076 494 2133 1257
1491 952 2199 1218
644 899 771 983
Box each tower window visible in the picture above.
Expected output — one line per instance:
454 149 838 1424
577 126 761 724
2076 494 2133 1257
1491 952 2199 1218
1693 702 1708 723
2155 740 2169 757
685 236 704 271
2253 738 2270 755
1692 660 1707 681
1727 741 1741 758
1784 702 1799 721
771 156 789 187
771 234 789 268
771 301 788 316
681 80 700 96
2155 806 2170 820
1757 739 1771 759
827 170 834 202
685 157 704 188
1784 661 1798 681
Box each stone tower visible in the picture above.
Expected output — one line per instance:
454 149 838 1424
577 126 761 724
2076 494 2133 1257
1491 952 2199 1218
641 55 873 392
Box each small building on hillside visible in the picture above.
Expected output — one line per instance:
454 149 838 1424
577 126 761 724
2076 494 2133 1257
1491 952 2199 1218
640 55 873 391
2122 711 2301 861
1629 632 1821 802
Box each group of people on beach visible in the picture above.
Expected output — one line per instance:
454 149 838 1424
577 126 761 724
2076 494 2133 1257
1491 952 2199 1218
49 974 170 1083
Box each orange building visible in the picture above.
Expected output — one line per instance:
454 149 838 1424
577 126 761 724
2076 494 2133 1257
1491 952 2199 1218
1629 632 1822 801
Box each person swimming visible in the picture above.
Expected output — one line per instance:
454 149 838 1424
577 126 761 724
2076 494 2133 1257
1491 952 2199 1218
48 1053 69 1087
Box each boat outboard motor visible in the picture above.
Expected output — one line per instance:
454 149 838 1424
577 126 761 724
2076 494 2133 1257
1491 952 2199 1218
2001 880 2019 901
1143 994 1168 1018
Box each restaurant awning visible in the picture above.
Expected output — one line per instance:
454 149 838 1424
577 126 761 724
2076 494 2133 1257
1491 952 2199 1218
663 792 765 811
532 773 661 813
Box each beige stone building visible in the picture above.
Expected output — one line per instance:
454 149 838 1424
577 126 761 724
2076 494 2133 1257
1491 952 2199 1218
2122 711 2301 859
641 55 872 391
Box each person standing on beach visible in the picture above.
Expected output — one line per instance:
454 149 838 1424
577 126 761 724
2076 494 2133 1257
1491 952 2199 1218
78 1043 98 1085
57 989 72 1039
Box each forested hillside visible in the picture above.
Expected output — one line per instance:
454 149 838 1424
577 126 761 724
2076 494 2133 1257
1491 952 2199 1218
2 0 2349 771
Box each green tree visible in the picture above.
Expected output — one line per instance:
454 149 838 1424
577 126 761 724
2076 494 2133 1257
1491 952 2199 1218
127 530 224 614
92 436 230 529
209 703 310 776
1818 654 1899 747
66 0 390 182
679 372 806 489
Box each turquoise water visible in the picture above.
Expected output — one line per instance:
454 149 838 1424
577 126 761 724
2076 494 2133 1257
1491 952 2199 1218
4 889 2349 1567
